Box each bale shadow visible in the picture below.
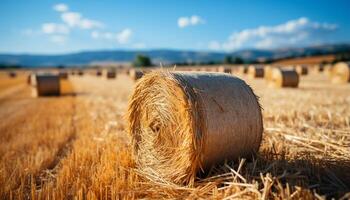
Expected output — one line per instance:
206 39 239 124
199 152 350 199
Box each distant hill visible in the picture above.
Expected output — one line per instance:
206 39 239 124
0 44 349 67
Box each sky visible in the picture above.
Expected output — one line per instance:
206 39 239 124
0 0 349 54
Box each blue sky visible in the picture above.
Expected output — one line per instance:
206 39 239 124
0 0 349 54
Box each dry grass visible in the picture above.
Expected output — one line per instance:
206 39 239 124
0 71 349 199
274 54 335 65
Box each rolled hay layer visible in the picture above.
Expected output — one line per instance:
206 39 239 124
269 68 299 88
34 74 60 96
331 62 350 84
127 71 263 185
295 65 308 75
129 69 144 80
248 66 264 79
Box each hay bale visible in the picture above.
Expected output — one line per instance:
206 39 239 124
77 70 84 76
127 71 263 184
248 66 264 79
59 71 69 79
331 62 350 84
238 66 248 74
268 68 299 88
217 66 232 74
8 71 17 78
295 65 308 75
96 70 102 76
106 70 117 79
129 69 144 80
27 73 37 86
264 65 274 80
34 74 60 96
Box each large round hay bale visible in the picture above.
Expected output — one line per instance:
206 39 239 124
248 66 264 78
129 69 144 81
269 68 299 88
27 73 37 86
127 71 263 184
8 71 17 78
34 74 60 96
295 65 308 75
331 62 350 84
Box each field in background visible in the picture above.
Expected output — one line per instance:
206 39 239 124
0 68 349 199
274 54 335 65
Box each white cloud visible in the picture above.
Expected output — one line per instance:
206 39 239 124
53 3 69 12
209 17 337 51
116 29 132 44
91 29 133 44
50 35 67 44
178 15 205 28
42 23 69 34
61 12 103 29
208 41 221 50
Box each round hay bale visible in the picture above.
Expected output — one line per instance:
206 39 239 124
248 66 264 79
34 74 60 96
269 68 299 88
27 73 37 86
8 71 17 78
127 71 263 184
96 70 102 76
264 65 274 80
295 65 308 75
331 62 350 84
217 66 232 74
238 66 248 74
59 71 69 79
106 70 117 79
77 70 84 76
129 69 144 80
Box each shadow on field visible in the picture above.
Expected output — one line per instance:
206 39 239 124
201 153 350 198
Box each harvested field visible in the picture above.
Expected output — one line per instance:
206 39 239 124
0 70 349 199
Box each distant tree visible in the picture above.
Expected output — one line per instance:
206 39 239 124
224 56 232 64
233 57 244 64
133 54 152 67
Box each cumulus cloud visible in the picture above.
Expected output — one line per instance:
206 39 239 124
91 29 133 44
209 17 337 51
42 23 69 34
61 12 103 29
178 15 205 28
53 3 69 12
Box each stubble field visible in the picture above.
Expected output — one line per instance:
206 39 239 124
0 68 349 199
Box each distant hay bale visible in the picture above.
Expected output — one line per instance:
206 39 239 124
129 69 144 80
8 71 17 78
34 74 60 96
217 66 232 73
324 64 333 78
238 66 248 74
264 65 274 80
331 62 350 84
295 65 308 75
59 71 69 79
105 70 117 79
248 66 264 79
96 70 102 76
77 70 84 76
268 68 299 88
127 71 263 185
27 73 37 86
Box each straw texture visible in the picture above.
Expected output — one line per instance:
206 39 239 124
331 62 350 84
269 68 299 88
127 71 263 185
35 74 60 96
264 65 274 80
